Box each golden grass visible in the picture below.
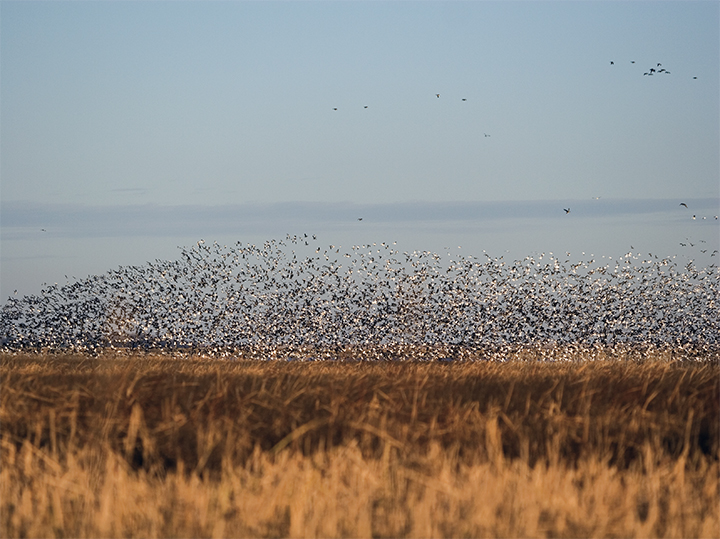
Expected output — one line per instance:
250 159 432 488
1 352 718 538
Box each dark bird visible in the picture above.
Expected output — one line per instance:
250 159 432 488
610 61 614 65
333 108 337 110
358 218 363 221
693 76 698 79
563 208 570 214
40 228 46 232
631 61 635 64
643 73 649 76
462 98 467 101
680 203 688 208
436 94 440 98
364 106 368 108
657 63 662 67
484 133 490 137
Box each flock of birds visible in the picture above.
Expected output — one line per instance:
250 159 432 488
1 235 717 360
611 59 698 79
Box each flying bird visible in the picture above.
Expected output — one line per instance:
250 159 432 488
436 94 440 98
610 61 614 65
563 208 570 214
679 203 688 208
462 98 467 101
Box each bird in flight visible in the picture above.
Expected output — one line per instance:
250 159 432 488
357 218 363 221
462 98 467 101
679 203 688 208
364 106 368 109
563 208 570 214
436 94 440 98
333 108 337 111
610 61 614 65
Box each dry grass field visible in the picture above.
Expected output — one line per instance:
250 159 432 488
1 351 718 538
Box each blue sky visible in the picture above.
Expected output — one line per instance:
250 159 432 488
1 1 719 300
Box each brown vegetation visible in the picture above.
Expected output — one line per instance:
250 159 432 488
1 352 718 538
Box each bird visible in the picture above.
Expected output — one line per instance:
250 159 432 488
357 218 363 221
333 108 337 111
631 61 635 64
484 133 490 137
680 203 688 208
693 76 698 79
563 208 570 214
462 98 467 101
364 106 368 109
436 94 440 98
610 61 614 65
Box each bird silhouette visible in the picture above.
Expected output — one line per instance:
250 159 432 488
680 203 688 208
563 208 570 214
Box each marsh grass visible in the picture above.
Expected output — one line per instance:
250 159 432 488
1 351 718 538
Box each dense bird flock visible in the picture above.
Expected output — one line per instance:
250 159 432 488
1 235 718 359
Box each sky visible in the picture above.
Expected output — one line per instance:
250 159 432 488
1 1 719 300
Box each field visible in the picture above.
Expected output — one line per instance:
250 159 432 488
1 351 718 538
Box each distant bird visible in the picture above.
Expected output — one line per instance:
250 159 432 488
462 98 467 101
563 208 570 214
610 61 614 65
679 203 688 208
657 63 662 67
643 73 650 76
436 94 440 98
333 108 337 110
693 76 698 79
40 228 46 232
364 106 368 109
692 215 696 220
592 196 601 200
631 61 635 64
484 133 490 137
357 218 363 221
